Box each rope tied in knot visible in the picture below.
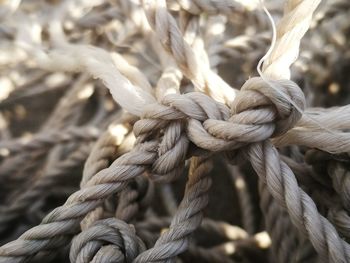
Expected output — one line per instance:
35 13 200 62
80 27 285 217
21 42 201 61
190 77 305 151
233 77 306 136
133 92 229 182
70 218 146 263
132 77 305 181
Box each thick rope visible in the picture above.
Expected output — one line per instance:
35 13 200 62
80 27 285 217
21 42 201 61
70 218 146 263
1 1 350 263
0 79 349 262
262 0 321 79
135 157 212 262
259 176 299 262
142 0 237 104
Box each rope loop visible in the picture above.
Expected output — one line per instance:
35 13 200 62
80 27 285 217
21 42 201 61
233 77 306 136
70 218 146 263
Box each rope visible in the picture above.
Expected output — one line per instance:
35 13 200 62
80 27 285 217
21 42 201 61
0 0 349 262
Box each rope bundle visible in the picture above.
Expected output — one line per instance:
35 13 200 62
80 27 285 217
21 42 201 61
0 0 350 262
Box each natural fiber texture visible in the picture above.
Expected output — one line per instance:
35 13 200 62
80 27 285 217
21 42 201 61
134 157 212 262
70 218 146 263
262 0 321 79
0 0 350 262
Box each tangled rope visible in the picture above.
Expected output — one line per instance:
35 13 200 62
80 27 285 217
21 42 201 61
0 0 350 262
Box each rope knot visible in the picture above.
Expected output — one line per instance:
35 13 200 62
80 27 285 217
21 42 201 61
133 92 228 182
232 77 305 137
70 218 145 263
187 77 305 152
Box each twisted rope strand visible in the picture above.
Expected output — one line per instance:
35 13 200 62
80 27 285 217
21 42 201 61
262 0 321 79
1 2 350 262
79 124 133 230
248 141 350 262
142 0 237 104
0 141 158 262
135 157 212 262
0 84 348 262
259 175 299 262
70 218 146 263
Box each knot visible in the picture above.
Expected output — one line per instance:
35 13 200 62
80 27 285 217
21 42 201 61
233 77 305 137
70 218 145 263
133 92 228 182
132 81 305 167
187 77 305 152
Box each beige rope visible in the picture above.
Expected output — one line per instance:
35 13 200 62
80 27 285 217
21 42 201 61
0 1 350 263
142 0 237 104
262 0 321 79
